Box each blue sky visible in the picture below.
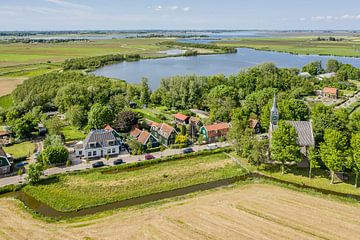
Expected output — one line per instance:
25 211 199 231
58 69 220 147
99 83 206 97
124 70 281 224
0 0 359 30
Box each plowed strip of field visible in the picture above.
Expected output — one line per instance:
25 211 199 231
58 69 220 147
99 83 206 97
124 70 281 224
1 183 360 240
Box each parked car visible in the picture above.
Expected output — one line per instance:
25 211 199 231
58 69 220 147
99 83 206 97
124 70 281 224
145 154 155 160
113 159 124 165
207 144 218 150
92 161 105 168
15 162 29 168
183 148 194 154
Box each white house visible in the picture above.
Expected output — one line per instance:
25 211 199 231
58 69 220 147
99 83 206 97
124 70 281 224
0 147 11 176
75 127 123 159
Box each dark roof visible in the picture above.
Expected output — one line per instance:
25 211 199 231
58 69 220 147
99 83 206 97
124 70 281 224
84 130 120 149
286 121 315 147
0 147 10 167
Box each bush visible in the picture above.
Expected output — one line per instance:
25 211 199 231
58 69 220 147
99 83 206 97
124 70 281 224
39 145 69 165
146 147 161 153
169 143 188 149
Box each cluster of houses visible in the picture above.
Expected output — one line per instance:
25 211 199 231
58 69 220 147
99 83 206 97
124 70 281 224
74 112 232 159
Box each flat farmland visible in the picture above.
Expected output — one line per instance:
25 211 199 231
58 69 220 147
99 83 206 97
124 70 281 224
1 183 359 240
0 38 172 67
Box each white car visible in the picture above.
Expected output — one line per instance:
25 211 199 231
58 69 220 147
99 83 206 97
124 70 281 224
207 144 218 150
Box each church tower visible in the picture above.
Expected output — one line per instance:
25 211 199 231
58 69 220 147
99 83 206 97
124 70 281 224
270 93 279 126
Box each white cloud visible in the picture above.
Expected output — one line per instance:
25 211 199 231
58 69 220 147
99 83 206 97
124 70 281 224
151 5 190 12
310 13 360 21
46 0 91 11
299 17 306 21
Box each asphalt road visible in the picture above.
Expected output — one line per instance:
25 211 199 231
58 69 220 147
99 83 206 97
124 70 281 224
0 142 230 188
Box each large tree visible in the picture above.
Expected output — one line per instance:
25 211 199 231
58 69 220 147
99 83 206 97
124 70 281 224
350 133 360 188
39 145 69 165
270 121 301 174
87 103 113 129
65 105 87 129
113 111 138 133
320 129 349 184
326 59 342 73
140 78 151 105
302 61 324 75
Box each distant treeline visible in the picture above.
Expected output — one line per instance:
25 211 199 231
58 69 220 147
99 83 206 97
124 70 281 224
315 36 345 42
0 38 88 44
127 34 209 39
63 54 141 70
159 41 237 53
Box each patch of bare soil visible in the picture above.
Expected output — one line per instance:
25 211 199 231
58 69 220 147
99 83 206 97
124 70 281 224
0 77 27 96
0 184 360 240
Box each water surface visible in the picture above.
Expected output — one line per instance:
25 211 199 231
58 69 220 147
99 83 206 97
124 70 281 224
94 48 360 89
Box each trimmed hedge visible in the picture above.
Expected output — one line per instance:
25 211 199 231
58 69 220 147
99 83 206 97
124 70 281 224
169 143 188 149
146 147 161 153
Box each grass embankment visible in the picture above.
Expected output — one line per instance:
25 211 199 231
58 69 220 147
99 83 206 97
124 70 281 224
217 37 360 57
61 126 86 142
24 153 245 212
230 153 360 197
3 141 36 159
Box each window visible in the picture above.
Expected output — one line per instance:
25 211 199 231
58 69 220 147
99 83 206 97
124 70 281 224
88 152 91 157
90 143 95 148
112 148 116 153
79 151 82 155
107 149 111 154
93 151 96 156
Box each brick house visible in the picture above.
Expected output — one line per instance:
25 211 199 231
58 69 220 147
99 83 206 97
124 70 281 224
174 113 190 125
322 87 338 99
200 122 231 143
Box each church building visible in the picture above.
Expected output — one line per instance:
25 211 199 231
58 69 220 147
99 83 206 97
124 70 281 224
268 94 315 167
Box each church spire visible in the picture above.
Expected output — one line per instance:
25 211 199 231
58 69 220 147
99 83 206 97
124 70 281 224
270 93 279 126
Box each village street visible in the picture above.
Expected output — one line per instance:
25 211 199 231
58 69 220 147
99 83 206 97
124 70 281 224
0 142 230 188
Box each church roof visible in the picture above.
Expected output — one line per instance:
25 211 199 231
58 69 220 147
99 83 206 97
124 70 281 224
286 121 315 147
271 94 278 113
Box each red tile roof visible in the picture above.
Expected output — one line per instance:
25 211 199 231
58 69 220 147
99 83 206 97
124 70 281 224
0 131 10 137
129 128 142 138
204 122 230 132
147 121 161 128
137 131 150 145
174 113 189 121
159 123 175 138
323 87 338 95
104 124 114 131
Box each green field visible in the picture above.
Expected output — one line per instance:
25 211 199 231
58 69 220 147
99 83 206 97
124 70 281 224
0 38 173 67
61 125 87 142
3 141 36 159
217 37 360 57
24 153 245 212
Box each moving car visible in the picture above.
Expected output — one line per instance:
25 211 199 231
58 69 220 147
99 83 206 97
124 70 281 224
113 159 124 165
145 154 155 160
92 161 105 168
183 147 194 154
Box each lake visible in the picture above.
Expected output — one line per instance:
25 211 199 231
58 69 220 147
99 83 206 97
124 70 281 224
93 48 360 89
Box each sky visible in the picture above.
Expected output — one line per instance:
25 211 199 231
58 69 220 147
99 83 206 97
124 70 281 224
0 0 360 31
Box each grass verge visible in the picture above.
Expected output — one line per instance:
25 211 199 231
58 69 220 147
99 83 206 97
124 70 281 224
23 152 245 212
61 126 87 142
3 141 35 159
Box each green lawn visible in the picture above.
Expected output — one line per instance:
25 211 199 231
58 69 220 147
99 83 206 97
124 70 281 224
217 37 360 57
24 153 245 212
3 141 36 159
0 94 13 109
61 126 87 142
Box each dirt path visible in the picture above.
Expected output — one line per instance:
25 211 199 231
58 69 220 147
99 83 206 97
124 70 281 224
1 184 360 240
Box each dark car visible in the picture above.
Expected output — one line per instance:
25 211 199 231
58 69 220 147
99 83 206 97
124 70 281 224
183 148 194 154
113 159 124 165
145 154 155 160
92 161 105 168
